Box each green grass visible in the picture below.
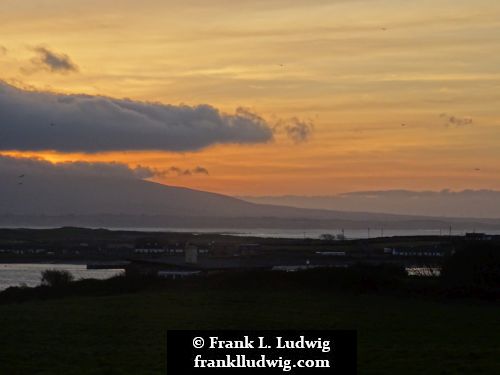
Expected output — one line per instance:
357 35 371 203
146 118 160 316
0 286 499 375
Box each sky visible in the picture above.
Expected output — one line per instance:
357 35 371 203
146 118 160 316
1 0 500 196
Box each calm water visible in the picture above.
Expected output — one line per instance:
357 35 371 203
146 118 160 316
0 263 123 291
3 226 499 239
103 227 500 239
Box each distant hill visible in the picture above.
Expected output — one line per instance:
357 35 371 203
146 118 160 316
1 172 500 230
239 191 500 219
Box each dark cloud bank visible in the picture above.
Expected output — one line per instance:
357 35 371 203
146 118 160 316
0 154 155 179
0 81 274 152
0 154 209 180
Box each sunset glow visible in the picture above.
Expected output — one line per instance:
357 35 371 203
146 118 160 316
1 0 500 195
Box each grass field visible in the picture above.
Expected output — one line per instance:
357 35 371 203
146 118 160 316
0 282 499 375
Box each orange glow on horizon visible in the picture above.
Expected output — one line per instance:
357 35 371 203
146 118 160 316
1 0 500 195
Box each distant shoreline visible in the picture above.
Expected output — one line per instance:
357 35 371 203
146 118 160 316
0 225 499 240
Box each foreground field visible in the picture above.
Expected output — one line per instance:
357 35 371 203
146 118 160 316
0 282 499 375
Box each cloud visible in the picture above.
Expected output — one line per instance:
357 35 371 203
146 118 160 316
0 81 274 152
168 166 191 176
28 47 78 74
339 189 500 200
166 166 210 176
440 113 473 127
192 166 209 175
0 154 156 180
275 118 314 143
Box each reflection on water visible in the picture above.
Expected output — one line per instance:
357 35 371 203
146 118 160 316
0 263 441 290
0 263 123 290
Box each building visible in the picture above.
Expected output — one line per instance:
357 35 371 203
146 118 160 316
238 243 261 256
465 233 492 241
315 251 346 256
185 244 198 264
391 249 445 257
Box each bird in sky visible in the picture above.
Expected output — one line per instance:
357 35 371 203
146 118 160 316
18 174 24 178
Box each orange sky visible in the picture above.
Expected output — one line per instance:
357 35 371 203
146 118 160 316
1 0 500 195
